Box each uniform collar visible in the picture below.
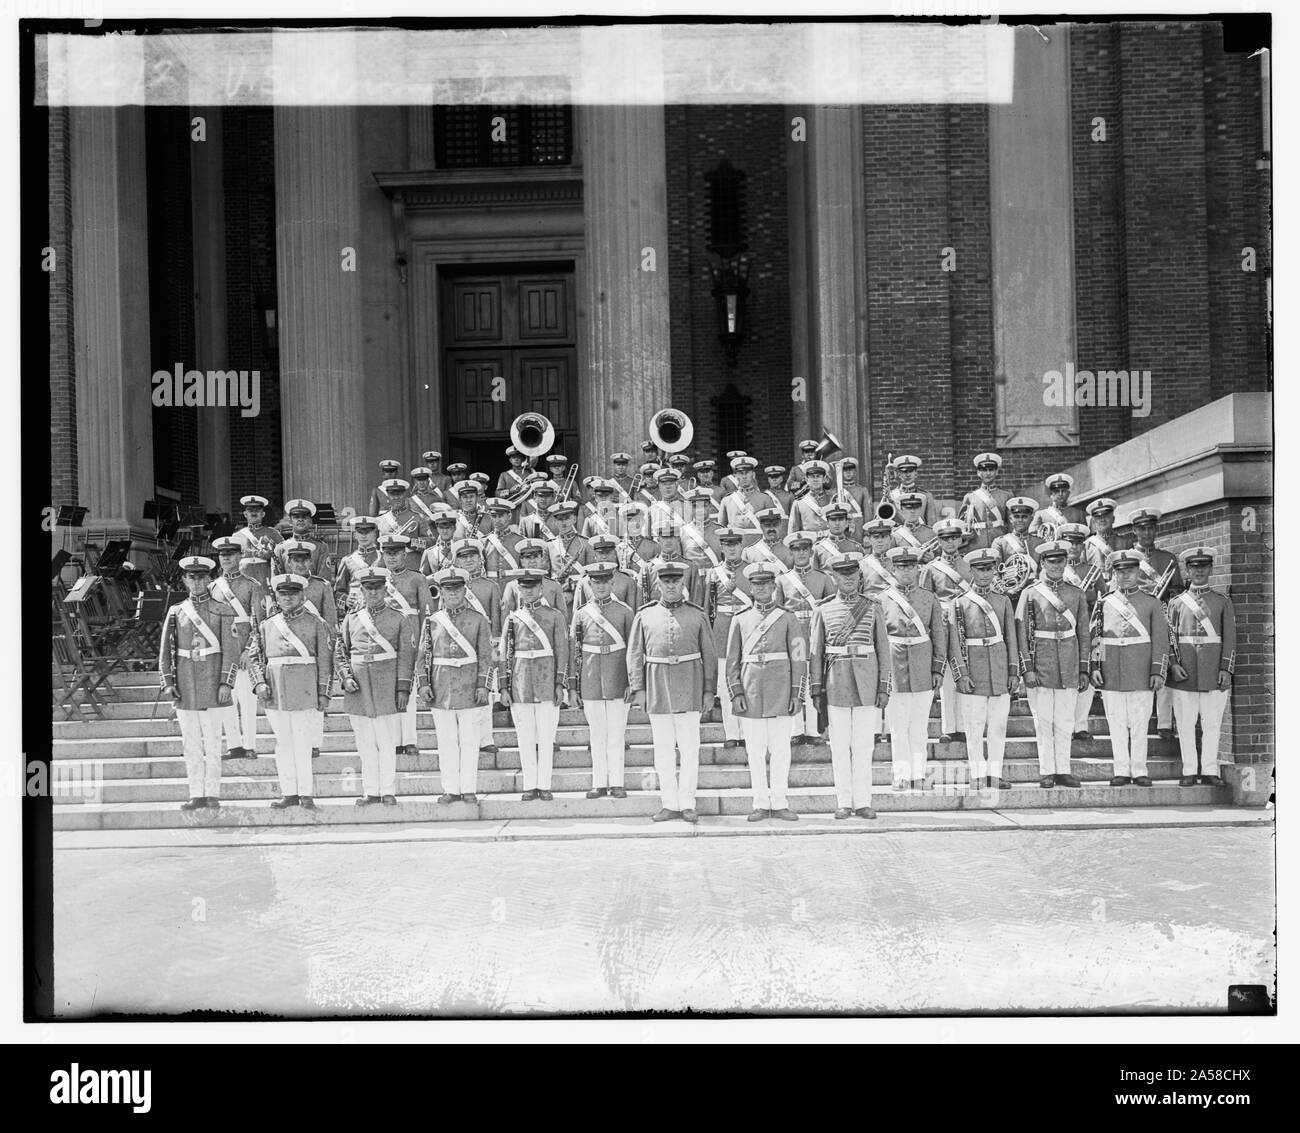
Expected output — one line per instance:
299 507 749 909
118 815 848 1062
755 601 776 612
659 597 685 609
1189 584 1211 595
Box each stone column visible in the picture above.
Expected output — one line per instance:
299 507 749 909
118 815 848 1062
70 52 155 533
577 27 672 474
273 33 368 513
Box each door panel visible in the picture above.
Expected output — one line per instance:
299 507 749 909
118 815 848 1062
517 277 571 342
446 352 509 435
448 280 503 343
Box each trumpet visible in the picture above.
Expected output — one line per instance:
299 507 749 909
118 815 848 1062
1149 560 1177 600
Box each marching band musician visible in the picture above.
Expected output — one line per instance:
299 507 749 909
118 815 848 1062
719 456 776 546
647 467 684 535
719 450 750 496
569 560 635 799
449 538 505 758
453 477 489 537
1056 521 1105 742
1166 546 1235 787
705 528 754 750
883 455 941 527
418 509 462 576
1015 540 1090 789
368 459 403 518
627 560 718 824
273 499 331 578
950 549 1018 789
1127 506 1185 740
812 502 863 573
777 531 834 744
860 517 901 594
210 536 268 762
1030 473 1086 539
377 479 432 571
1083 498 1125 584
992 497 1044 568
579 479 621 541
335 565 417 807
635 461 661 504
499 568 570 802
783 440 821 495
415 566 493 805
333 516 383 618
574 534 639 610
609 452 635 500
500 539 570 623
496 445 531 500
742 508 794 569
445 462 470 490
230 494 283 588
811 552 889 819
641 530 702 608
421 450 452 496
789 460 835 536
891 491 937 560
481 498 523 580
835 458 871 541
545 500 594 599
726 563 807 822
679 487 724 574
545 453 570 487
878 547 947 791
959 453 1011 550
281 538 336 761
380 533 436 757
694 459 725 504
920 516 974 743
249 573 332 811
409 466 446 510
763 465 794 537
668 453 694 489
1090 549 1170 788
159 555 240 811
517 475 558 540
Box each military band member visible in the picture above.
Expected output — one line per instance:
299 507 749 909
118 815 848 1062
705 528 754 750
1127 506 1185 740
446 462 469 489
1029 473 1086 540
778 531 834 744
763 465 794 535
449 538 504 755
210 536 267 761
645 467 682 536
1015 540 1090 788
274 499 331 578
419 510 462 576
1083 498 1125 583
498 570 569 801
496 445 531 500
742 508 794 569
158 556 239 810
379 534 435 756
950 550 1018 789
580 480 622 541
810 553 890 818
641 531 702 608
421 450 453 496
230 494 283 588
694 459 725 504
960 453 1011 550
884 455 941 528
681 488 723 567
455 478 490 536
481 498 523 579
992 497 1043 567
281 540 337 629
634 462 661 505
719 449 750 496
249 574 332 810
334 516 382 617
409 466 447 511
878 547 947 791
1090 549 1170 787
500 539 570 625
1166 546 1234 787
789 460 835 536
573 534 638 610
891 491 937 561
783 440 821 495
545 500 594 597
378 479 432 570
920 517 973 743
860 518 901 594
545 453 569 488
719 456 775 545
726 563 806 821
568 561 634 799
336 566 416 806
609 452 635 501
518 476 559 541
813 503 863 573
836 457 872 541
1055 521 1105 741
415 566 493 804
368 459 403 518
627 561 718 823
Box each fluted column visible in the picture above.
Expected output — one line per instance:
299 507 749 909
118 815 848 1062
577 27 672 473
70 40 154 532
273 33 367 512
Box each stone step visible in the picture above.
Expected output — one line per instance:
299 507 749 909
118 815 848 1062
50 758 1200 804
51 781 1233 830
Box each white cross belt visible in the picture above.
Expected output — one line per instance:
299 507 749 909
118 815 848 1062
645 653 702 664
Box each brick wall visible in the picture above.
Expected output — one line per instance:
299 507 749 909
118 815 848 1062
223 107 283 518
49 106 76 506
666 105 793 471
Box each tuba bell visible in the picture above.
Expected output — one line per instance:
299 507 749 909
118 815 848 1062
510 412 555 458
649 408 694 454
812 429 842 462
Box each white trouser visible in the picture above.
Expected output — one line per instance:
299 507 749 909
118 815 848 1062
1075 679 1093 733
1171 688 1229 776
887 691 933 782
352 713 401 797
584 698 629 788
828 704 879 808
479 704 494 748
1029 686 1075 775
740 714 794 809
512 700 560 791
961 693 1010 780
400 685 419 746
718 660 741 740
176 707 224 798
801 681 819 737
939 668 962 734
219 667 259 751
266 708 318 797
431 707 480 795
1101 689 1154 778
1156 684 1173 729
649 711 701 811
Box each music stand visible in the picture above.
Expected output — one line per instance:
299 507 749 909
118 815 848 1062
205 513 235 539
51 548 72 580
55 505 88 528
314 503 338 526
95 539 132 577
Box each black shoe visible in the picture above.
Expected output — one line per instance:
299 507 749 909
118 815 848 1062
1179 775 1199 786
609 787 628 799
1158 728 1175 741
834 807 853 820
993 778 1013 790
271 795 299 809
437 793 461 804
651 808 681 822
747 808 768 822
1132 776 1153 787
480 743 498 754
1200 775 1225 787
1039 776 1056 789
855 807 878 820
299 796 317 811
404 744 421 756
938 734 953 744
1071 730 1091 742
1055 774 1082 788
680 808 699 824
381 794 398 805
1109 776 1132 787
790 735 806 746
205 797 221 808
771 808 799 822
950 731 967 743
537 790 554 801
461 793 478 804
587 787 608 799
222 747 246 761
180 797 204 811
355 795 381 807
521 789 539 802
722 739 741 749
311 747 321 759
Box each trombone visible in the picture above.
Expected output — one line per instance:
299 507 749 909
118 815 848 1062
790 429 842 500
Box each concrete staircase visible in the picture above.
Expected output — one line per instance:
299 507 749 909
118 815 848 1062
50 671 1229 830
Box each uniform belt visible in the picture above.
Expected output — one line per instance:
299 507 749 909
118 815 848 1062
1101 636 1147 647
964 636 1002 647
715 602 744 612
645 653 702 664
350 652 394 664
513 649 552 660
887 635 929 646
1177 635 1217 645
239 556 268 566
1033 629 1075 640
430 655 477 667
826 644 873 657
741 652 789 664
267 656 315 666
581 643 624 655
176 647 221 658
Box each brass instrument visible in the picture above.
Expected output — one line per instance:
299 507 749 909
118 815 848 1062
649 409 694 455
874 500 897 523
992 552 1037 594
1148 560 1177 600
790 429 842 500
506 411 557 511
557 461 580 503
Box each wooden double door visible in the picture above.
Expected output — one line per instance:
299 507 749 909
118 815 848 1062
441 264 577 479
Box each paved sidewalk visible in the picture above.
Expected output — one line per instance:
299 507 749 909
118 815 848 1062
53 822 1274 1018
